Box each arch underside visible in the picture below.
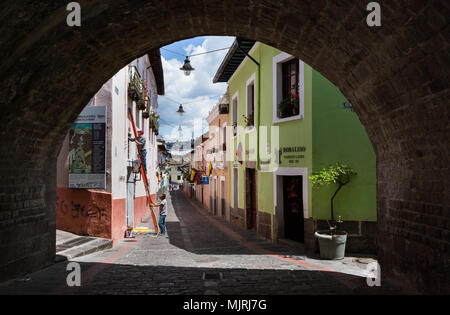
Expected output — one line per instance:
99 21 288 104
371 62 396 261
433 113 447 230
0 0 448 293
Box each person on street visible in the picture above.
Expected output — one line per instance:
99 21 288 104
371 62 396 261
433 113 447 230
151 194 168 236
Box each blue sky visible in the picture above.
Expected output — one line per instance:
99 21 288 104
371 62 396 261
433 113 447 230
157 36 235 142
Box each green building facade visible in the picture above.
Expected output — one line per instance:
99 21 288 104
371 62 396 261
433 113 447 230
214 39 377 253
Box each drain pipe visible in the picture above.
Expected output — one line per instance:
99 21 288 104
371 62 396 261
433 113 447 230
236 40 261 171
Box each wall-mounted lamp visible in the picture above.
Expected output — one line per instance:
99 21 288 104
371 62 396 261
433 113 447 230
343 101 354 112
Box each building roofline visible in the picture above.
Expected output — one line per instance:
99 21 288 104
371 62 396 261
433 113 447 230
147 49 165 95
213 37 256 83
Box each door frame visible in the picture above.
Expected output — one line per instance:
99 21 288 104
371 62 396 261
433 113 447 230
245 167 257 230
220 176 226 217
126 165 135 227
213 176 218 215
232 165 239 216
273 167 309 239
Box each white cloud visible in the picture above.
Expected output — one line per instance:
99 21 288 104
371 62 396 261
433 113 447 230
157 36 235 142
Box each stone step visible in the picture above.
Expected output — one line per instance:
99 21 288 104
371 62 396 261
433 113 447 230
55 231 113 262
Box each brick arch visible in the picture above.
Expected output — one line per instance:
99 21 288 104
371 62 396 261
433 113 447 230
0 1 448 293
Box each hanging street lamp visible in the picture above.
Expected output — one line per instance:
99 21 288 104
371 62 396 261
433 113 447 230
180 56 195 76
177 104 185 115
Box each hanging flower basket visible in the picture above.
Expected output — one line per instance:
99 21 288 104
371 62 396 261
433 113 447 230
142 111 150 119
128 86 139 101
128 73 142 102
136 98 146 110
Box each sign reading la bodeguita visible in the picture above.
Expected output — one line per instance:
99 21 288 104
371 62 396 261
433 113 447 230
68 106 106 189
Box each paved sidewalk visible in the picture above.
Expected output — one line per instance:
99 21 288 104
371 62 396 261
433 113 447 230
0 191 411 295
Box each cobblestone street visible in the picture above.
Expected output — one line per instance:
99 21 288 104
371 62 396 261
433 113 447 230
0 191 394 295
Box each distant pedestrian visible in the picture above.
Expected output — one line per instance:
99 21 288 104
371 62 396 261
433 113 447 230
129 129 147 173
151 194 168 236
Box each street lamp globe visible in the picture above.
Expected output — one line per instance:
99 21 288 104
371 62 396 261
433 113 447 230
177 104 185 115
180 56 195 76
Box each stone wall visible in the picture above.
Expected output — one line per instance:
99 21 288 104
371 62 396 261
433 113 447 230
257 211 272 241
0 0 448 292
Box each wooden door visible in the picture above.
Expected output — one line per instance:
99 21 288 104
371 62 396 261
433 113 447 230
246 168 257 230
282 176 304 243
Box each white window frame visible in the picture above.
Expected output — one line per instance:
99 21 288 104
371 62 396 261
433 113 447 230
272 52 305 124
245 73 256 133
233 164 239 210
231 91 239 139
221 122 227 162
273 167 309 219
222 122 227 146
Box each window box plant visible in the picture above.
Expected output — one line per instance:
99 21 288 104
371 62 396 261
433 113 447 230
309 163 356 259
128 86 139 102
232 122 237 136
149 112 160 131
277 89 299 119
128 73 141 102
242 113 254 128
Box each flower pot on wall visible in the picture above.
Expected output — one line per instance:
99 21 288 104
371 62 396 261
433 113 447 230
315 230 347 260
142 112 150 119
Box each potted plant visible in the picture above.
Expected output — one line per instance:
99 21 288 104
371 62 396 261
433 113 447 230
277 88 299 118
242 113 254 128
142 111 150 119
149 112 160 130
128 73 141 101
309 163 356 260
136 96 146 110
125 226 134 238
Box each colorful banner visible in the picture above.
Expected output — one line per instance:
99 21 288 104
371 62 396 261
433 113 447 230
207 161 213 176
190 169 197 182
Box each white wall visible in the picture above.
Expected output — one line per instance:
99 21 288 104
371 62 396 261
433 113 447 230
110 54 160 199
111 67 128 199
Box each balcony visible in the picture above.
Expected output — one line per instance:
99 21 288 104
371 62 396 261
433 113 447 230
219 103 229 114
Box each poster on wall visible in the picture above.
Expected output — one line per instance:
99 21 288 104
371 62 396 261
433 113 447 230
68 106 106 189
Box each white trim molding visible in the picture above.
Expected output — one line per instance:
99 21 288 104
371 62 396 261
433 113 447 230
272 52 305 124
245 73 256 134
246 73 256 117
231 91 239 139
233 167 239 210
273 167 309 219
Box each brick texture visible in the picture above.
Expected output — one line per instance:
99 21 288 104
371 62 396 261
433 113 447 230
0 0 448 293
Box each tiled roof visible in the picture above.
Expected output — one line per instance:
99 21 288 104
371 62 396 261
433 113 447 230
213 37 256 83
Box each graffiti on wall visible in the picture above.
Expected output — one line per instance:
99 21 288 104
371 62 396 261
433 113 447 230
56 197 110 224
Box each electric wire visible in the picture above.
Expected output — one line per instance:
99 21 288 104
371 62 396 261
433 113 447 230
161 46 231 58
160 94 222 106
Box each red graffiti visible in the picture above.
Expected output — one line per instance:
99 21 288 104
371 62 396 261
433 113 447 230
56 199 109 222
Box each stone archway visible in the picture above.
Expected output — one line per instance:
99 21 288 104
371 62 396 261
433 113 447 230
0 1 448 293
